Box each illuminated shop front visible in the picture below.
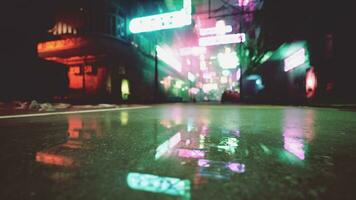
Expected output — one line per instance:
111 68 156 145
36 0 132 101
36 0 189 102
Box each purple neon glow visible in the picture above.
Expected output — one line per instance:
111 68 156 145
231 130 240 137
236 68 241 81
227 162 245 173
178 149 205 159
189 87 199 95
201 126 209 136
284 137 305 160
198 159 246 173
238 0 250 6
282 109 307 161
198 159 210 167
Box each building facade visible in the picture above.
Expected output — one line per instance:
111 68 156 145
37 0 186 103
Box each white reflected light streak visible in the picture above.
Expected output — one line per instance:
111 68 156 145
155 132 182 159
283 110 306 160
156 45 182 72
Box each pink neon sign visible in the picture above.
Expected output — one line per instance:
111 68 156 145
199 20 233 36
199 33 246 46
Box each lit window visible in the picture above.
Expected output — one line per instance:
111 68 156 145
63 23 67 34
57 22 62 35
67 25 72 34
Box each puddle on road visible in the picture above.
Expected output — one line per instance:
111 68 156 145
33 109 317 200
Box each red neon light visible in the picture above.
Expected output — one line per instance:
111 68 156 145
67 115 83 138
68 66 83 90
44 55 97 65
67 65 108 94
62 140 83 149
36 152 74 167
37 38 85 53
306 67 317 98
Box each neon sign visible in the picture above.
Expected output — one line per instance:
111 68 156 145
127 172 190 197
198 159 245 179
156 45 182 72
236 68 241 81
199 55 207 70
37 38 86 53
238 0 251 6
36 152 74 167
179 46 207 56
177 149 205 159
284 48 306 72
129 0 191 33
220 76 228 84
198 159 245 173
199 20 232 36
187 72 196 81
199 33 246 46
202 83 218 93
217 48 240 69
216 137 239 155
43 55 97 65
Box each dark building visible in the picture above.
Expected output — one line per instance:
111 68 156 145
36 0 187 103
240 0 355 104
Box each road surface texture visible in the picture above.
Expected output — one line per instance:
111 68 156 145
1 104 356 200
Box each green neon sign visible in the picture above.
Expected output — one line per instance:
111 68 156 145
127 172 191 197
129 0 191 33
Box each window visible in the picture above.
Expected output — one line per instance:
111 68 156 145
116 14 126 38
105 14 117 36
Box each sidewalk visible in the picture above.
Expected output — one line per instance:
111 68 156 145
0 101 147 118
308 103 356 111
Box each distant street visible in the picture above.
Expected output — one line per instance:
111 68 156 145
1 104 356 200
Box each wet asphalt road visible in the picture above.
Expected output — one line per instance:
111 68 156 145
1 104 356 200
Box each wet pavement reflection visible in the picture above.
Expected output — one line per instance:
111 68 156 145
1 104 356 199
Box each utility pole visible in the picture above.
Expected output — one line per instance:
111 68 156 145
239 4 244 102
154 49 159 103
